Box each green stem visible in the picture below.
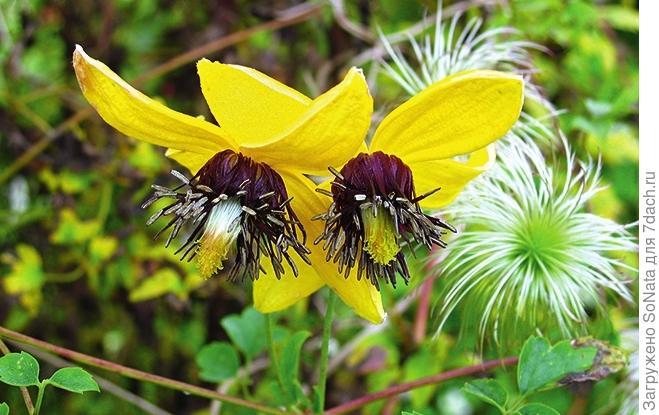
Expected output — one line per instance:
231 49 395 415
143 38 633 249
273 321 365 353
96 180 113 229
316 289 337 414
240 357 253 399
45 265 85 283
266 314 284 389
34 382 48 415
506 396 527 414
0 326 286 415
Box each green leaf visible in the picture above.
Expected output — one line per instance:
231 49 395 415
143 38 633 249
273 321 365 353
38 169 95 195
195 342 240 382
129 268 182 302
2 244 45 315
517 336 598 395
517 403 560 415
0 403 8 415
463 379 508 411
0 352 40 387
277 331 310 402
50 209 100 245
89 235 119 266
221 308 266 360
47 367 100 393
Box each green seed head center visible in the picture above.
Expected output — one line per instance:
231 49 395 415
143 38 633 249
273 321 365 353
514 213 567 264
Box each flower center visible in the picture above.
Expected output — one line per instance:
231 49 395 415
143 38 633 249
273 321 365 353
314 151 455 289
142 150 310 281
196 198 242 278
361 205 399 265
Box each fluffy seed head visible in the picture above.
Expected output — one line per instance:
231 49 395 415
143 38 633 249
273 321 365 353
378 1 545 104
433 136 636 348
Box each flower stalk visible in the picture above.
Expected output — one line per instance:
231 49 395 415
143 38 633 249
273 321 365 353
315 289 337 414
34 382 46 415
266 314 284 391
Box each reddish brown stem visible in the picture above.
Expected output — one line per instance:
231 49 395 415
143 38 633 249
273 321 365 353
412 245 448 344
0 326 286 415
412 274 437 345
324 356 519 414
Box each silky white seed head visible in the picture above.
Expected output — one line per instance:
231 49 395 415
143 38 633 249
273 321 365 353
434 133 636 348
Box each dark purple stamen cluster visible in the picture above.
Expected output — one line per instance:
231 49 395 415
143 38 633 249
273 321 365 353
314 151 455 289
142 150 310 281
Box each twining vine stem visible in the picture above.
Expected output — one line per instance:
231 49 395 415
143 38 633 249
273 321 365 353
324 356 519 414
0 326 286 415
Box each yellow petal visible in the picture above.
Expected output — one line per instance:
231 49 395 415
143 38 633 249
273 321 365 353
73 45 236 153
241 68 373 175
253 169 325 313
324 272 386 324
197 60 312 146
281 171 385 323
411 145 496 209
165 148 215 175
370 70 523 163
252 255 325 314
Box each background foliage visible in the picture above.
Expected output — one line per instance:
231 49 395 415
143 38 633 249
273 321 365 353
0 0 638 414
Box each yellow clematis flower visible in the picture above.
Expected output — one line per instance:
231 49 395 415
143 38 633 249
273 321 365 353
73 45 522 325
254 70 524 324
72 45 373 307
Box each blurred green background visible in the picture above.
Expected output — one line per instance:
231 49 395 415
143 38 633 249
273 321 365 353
0 0 638 414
